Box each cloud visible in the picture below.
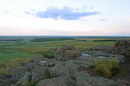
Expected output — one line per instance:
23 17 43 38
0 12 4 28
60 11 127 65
24 11 33 15
24 10 36 15
99 19 107 21
35 6 100 20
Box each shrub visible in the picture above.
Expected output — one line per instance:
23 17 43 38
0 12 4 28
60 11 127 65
92 59 119 77
40 50 55 59
26 82 36 86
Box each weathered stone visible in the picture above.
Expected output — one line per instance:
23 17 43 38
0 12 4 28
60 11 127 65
23 62 36 71
49 60 80 77
31 67 51 84
9 66 28 82
16 72 31 86
110 54 126 63
89 45 112 53
36 76 75 86
29 56 48 64
90 51 110 57
90 77 127 86
75 56 95 68
111 40 130 56
73 71 127 86
74 71 92 86
40 60 55 67
0 76 11 86
56 46 79 61
38 60 47 65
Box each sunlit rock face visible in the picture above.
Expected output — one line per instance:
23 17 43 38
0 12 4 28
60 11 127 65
56 46 79 61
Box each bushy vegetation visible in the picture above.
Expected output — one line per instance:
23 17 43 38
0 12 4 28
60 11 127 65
40 50 56 59
26 82 36 86
92 59 120 77
31 38 75 42
93 40 116 42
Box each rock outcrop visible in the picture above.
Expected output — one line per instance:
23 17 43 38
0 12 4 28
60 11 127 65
36 76 76 86
89 45 112 53
88 45 112 57
31 67 51 83
49 60 80 77
56 46 79 61
0 75 11 86
9 66 29 83
111 40 130 56
16 72 30 86
0 46 129 86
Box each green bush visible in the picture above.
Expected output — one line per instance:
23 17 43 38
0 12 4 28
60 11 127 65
92 59 119 77
41 50 55 59
26 82 36 86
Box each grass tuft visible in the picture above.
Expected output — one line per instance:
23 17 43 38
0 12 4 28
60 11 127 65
92 59 119 77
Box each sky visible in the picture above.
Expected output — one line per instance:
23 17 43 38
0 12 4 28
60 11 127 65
0 0 130 36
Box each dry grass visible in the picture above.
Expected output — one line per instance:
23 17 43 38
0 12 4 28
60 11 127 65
92 59 120 77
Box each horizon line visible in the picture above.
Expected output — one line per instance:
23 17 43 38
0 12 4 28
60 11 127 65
0 35 130 37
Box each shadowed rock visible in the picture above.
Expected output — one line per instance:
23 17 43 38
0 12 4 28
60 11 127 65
0 75 11 86
31 67 51 84
9 66 29 83
88 45 112 57
16 72 31 86
89 45 112 53
36 76 76 86
111 40 130 56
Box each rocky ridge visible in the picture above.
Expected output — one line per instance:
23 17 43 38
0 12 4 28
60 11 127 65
0 41 130 86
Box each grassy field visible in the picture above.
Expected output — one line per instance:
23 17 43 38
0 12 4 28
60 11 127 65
0 36 129 74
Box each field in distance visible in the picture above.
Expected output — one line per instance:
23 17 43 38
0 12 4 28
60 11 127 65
0 36 130 74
